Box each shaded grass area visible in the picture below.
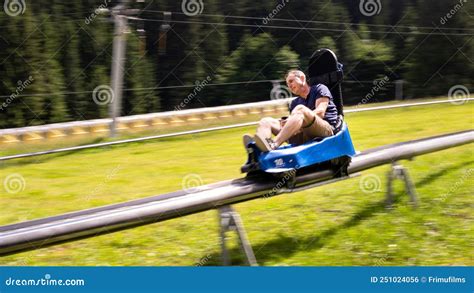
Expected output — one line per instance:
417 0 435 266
0 101 472 266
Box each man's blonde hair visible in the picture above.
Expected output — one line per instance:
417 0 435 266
285 69 305 80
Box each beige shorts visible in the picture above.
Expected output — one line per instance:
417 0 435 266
288 114 333 145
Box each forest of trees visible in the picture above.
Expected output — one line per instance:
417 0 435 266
0 0 472 128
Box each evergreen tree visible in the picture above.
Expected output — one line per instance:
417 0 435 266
406 0 473 97
214 33 299 105
122 30 160 115
0 0 472 128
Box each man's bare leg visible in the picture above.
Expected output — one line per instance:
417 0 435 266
256 117 281 139
274 105 315 147
252 117 282 152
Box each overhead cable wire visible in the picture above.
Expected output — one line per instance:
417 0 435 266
140 9 474 32
127 17 474 36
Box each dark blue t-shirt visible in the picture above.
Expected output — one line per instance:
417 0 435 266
289 84 339 127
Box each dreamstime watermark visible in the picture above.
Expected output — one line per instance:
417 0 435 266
373 254 388 266
438 168 472 202
270 84 292 100
92 85 115 105
359 0 382 17
5 274 85 287
3 173 26 194
262 169 297 199
359 174 381 194
84 165 122 201
3 0 26 17
16 256 31 266
440 0 467 25
174 76 212 111
85 0 108 25
448 85 470 105
181 0 204 16
357 76 389 107
182 173 204 193
0 75 34 111
262 0 290 24
195 254 212 266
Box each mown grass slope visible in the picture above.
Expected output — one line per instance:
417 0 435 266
0 101 472 266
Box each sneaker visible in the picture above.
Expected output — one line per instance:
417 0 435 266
253 133 277 152
242 133 254 149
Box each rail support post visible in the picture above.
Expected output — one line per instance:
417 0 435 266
386 162 418 208
218 205 258 266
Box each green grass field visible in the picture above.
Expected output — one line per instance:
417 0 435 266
0 100 473 266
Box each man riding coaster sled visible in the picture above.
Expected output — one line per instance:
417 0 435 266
244 69 343 152
241 48 355 176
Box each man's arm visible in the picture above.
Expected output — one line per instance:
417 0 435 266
314 97 329 119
